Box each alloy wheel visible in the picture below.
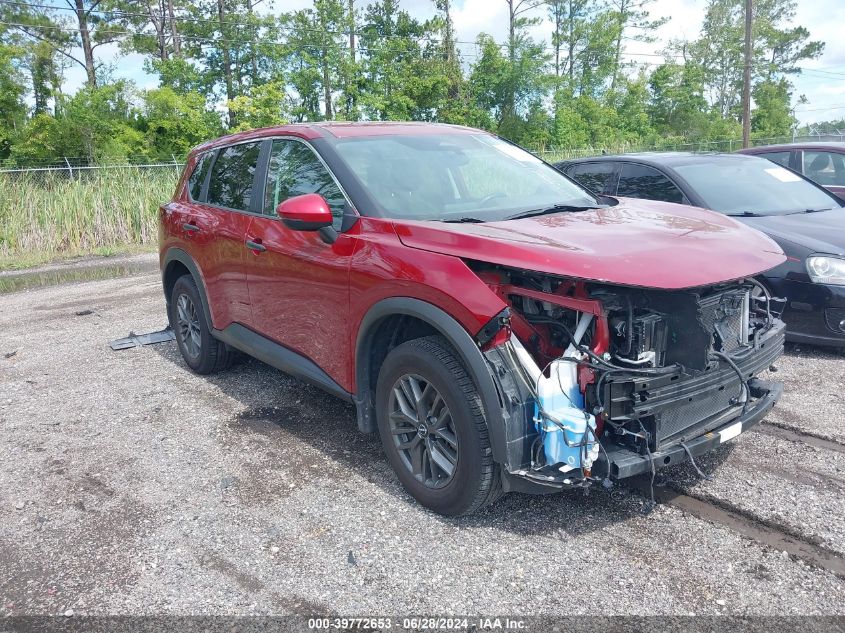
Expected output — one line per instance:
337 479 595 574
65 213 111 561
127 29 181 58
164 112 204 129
176 293 202 360
388 373 459 489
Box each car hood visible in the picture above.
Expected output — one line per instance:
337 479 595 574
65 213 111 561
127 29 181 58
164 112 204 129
392 198 785 290
740 208 845 257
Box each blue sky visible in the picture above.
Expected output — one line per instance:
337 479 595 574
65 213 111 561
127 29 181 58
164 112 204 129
63 0 845 126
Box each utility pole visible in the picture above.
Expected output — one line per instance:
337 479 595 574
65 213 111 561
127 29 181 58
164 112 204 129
741 0 753 149
348 0 356 65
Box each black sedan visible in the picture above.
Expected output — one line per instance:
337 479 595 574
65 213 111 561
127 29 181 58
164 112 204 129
556 152 845 348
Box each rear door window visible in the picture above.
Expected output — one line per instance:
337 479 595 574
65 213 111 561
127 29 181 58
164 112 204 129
188 151 212 201
264 139 347 230
617 163 685 204
206 142 263 211
802 151 845 186
756 151 791 168
565 162 617 193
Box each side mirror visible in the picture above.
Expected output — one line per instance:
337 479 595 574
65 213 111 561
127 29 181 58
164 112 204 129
276 193 334 231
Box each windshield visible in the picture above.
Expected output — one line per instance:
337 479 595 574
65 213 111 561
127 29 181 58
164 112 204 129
332 133 597 221
674 159 841 216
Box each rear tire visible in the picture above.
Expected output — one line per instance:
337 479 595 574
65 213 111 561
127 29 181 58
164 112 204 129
375 336 501 516
169 274 233 375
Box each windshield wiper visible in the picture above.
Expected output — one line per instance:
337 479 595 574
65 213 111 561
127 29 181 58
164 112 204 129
726 211 764 217
441 217 485 224
804 207 832 213
506 203 599 221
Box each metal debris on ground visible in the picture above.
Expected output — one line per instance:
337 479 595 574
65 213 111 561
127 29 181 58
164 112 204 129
109 326 174 350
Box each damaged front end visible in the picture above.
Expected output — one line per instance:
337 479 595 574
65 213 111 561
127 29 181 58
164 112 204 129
474 266 786 492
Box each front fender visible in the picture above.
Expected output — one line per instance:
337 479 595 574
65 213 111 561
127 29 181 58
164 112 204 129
353 297 508 465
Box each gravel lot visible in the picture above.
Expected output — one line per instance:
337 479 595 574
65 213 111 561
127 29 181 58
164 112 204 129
1 257 844 617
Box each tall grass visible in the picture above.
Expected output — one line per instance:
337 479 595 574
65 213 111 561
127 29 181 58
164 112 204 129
0 168 179 264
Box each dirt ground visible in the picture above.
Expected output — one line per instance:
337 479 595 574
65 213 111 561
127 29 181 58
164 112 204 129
1 259 843 617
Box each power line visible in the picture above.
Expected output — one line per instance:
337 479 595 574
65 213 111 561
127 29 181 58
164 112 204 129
1 0 827 69
0 18 429 53
0 0 693 53
797 67 845 79
794 103 845 113
0 17 702 65
0 0 477 47
2 16 829 75
2 0 840 89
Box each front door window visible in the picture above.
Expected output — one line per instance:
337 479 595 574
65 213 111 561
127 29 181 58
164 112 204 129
264 139 347 230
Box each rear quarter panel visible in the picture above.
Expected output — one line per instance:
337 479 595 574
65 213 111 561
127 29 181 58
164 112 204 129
158 151 198 269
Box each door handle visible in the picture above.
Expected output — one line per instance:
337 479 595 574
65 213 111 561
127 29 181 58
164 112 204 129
182 222 201 233
245 239 266 252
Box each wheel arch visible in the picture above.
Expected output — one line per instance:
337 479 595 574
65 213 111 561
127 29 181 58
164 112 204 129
161 248 213 327
353 297 507 464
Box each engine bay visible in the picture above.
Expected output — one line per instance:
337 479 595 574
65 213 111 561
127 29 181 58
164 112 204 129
473 263 786 489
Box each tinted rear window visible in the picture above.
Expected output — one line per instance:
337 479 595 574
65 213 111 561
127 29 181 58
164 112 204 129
756 151 791 168
803 151 845 186
617 163 684 204
188 152 212 201
206 142 262 211
566 162 616 193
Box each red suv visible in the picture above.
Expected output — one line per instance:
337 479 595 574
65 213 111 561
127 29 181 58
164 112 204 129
160 122 787 516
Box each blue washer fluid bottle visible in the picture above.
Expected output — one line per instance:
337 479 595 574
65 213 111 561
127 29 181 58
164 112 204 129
534 346 598 473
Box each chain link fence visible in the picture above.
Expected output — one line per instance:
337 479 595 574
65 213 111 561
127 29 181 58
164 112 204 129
2 133 844 179
0 162 185 184
1 133 842 261
534 134 845 163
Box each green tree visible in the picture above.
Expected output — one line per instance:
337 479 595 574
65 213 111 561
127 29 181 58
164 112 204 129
60 81 145 161
227 82 289 131
575 10 620 98
27 40 63 115
0 38 28 159
470 12 549 141
358 1 439 121
108 0 184 64
150 57 206 94
545 1 620 99
140 87 224 159
689 0 823 120
612 76 655 142
338 0 362 119
751 78 794 138
179 0 271 126
546 0 594 90
279 0 347 120
431 0 470 123
281 8 324 120
607 0 667 92
648 61 710 137
1 3 74 111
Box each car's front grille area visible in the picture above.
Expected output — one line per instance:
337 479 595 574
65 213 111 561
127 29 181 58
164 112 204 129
699 289 748 353
655 381 739 448
601 317 785 454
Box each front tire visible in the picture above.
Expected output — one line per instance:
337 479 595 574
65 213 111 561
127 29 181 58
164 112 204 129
375 336 500 516
169 274 233 375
